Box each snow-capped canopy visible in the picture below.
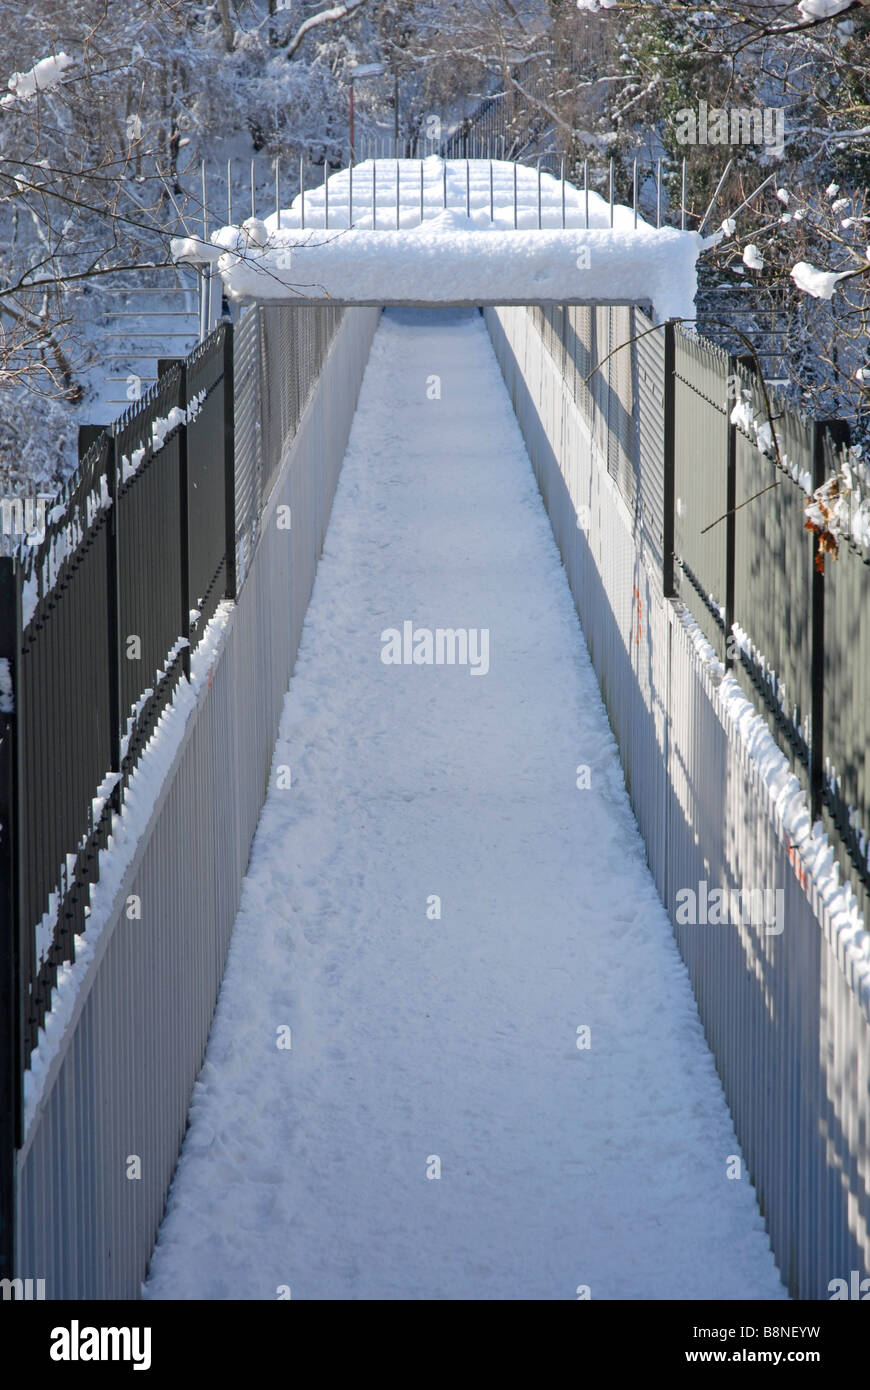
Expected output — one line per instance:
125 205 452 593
172 158 705 322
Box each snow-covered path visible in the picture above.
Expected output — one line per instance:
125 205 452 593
144 308 786 1302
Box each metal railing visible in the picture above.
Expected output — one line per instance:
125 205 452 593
669 328 864 915
525 300 869 936
0 300 346 1286
0 327 233 1099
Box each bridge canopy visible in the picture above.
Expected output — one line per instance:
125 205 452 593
172 158 706 321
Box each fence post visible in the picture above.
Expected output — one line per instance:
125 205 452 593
105 434 122 814
810 422 826 821
178 362 191 681
0 555 21 1283
724 356 738 671
662 320 676 598
223 322 237 601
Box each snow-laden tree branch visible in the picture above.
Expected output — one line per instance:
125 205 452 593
283 0 370 61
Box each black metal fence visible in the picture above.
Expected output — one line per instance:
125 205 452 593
533 303 869 925
0 292 346 1146
0 299 346 1283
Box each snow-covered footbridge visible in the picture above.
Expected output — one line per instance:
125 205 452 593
4 158 869 1305
143 307 783 1301
173 157 703 317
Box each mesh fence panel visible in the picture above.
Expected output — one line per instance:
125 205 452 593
233 304 344 586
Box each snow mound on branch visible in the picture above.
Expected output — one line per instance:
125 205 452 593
240 217 269 248
742 243 764 271
2 52 74 107
170 235 223 265
790 260 852 299
798 0 854 18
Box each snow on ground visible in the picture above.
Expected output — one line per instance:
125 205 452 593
172 158 704 321
144 307 786 1301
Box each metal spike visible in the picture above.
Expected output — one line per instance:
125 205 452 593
698 157 734 236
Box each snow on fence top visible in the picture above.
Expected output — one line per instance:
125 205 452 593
172 157 705 321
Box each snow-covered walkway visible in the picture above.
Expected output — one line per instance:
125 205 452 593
144 308 786 1301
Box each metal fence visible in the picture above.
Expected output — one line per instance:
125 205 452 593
517 303 869 926
0 300 350 1289
669 330 866 918
0 329 232 1094
439 56 559 165
485 301 870 1298
232 303 342 588
12 304 378 1299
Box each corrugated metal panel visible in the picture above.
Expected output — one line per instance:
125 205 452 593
822 538 870 917
607 305 636 515
673 328 729 662
233 305 262 588
594 305 610 470
636 307 666 575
